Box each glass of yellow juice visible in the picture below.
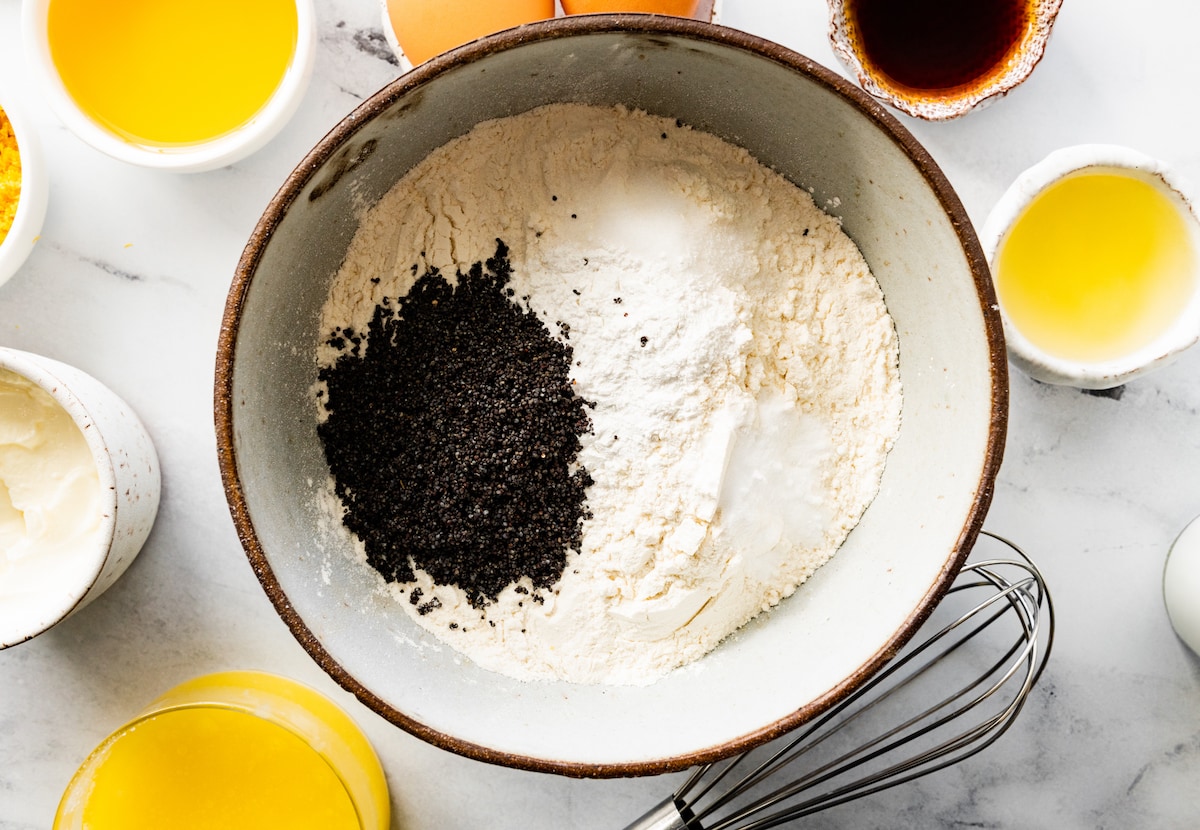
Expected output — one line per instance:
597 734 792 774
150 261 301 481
54 671 389 830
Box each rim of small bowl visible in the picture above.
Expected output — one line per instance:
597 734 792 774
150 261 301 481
377 0 416 73
1164 515 1200 656
0 83 49 289
215 15 1007 777
21 0 318 173
981 144 1200 389
825 0 1064 121
0 347 119 649
377 2 726 71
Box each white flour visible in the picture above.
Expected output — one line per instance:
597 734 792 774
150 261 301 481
318 104 901 685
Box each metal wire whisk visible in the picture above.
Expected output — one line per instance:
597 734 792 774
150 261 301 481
625 531 1054 830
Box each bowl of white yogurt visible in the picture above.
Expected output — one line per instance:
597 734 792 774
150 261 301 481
0 348 160 648
217 16 1006 776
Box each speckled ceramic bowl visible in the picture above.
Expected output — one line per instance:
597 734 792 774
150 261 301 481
0 348 160 649
216 17 1006 776
827 0 1063 121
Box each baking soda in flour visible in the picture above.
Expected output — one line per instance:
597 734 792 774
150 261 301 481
317 104 902 686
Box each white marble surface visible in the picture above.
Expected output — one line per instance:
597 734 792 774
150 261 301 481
3 0 1200 827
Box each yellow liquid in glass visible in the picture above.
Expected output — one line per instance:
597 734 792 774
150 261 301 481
73 707 360 830
995 170 1197 363
47 0 298 146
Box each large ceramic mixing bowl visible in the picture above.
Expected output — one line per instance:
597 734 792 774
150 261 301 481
216 16 1006 777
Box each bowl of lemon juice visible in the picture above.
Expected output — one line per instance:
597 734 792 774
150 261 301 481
983 144 1200 388
24 0 315 172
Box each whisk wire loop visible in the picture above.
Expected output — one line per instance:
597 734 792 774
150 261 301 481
624 532 1054 830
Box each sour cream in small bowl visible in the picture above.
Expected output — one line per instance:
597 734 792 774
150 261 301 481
0 348 160 648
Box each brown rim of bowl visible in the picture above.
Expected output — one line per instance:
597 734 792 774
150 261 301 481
214 14 1008 779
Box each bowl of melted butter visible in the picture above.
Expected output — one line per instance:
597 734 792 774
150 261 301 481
23 0 316 172
983 144 1200 388
826 0 1063 120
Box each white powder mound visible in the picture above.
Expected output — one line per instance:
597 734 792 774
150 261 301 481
318 104 901 686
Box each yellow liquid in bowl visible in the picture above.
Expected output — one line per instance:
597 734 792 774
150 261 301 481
995 170 1197 363
55 672 389 830
73 708 360 829
47 0 298 146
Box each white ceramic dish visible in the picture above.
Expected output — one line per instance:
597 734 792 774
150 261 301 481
0 348 161 649
981 144 1200 389
0 83 49 289
216 17 1006 776
21 0 317 173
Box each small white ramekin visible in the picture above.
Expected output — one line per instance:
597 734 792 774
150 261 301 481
981 144 1200 389
0 348 161 649
21 0 317 173
0 83 49 289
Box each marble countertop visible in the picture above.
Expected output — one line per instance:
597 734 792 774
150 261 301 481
3 0 1200 827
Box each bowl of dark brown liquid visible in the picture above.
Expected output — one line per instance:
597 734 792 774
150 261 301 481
827 0 1063 120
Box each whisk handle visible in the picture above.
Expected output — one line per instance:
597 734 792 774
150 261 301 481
622 796 698 830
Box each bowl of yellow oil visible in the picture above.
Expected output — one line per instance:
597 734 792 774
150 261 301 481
23 0 316 172
54 671 389 830
983 145 1200 388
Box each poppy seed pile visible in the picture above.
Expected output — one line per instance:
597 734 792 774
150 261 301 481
317 240 594 608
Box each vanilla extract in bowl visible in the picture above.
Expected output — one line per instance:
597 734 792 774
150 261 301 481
828 0 1062 119
847 0 1030 93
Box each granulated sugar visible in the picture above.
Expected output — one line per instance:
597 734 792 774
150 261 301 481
316 103 901 686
